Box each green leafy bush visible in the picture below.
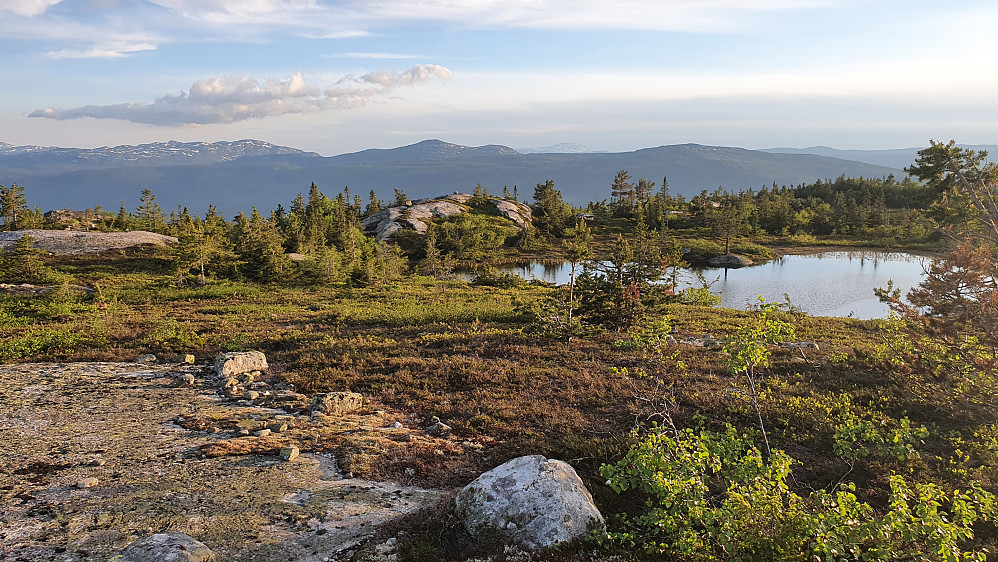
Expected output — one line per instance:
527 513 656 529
601 425 997 561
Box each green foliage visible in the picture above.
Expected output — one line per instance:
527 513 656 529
601 426 997 561
0 182 28 231
833 411 929 462
145 318 207 350
613 316 673 351
532 179 569 236
435 213 519 260
0 236 58 285
470 266 523 288
0 327 86 360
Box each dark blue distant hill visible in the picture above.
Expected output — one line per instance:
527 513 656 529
0 139 902 217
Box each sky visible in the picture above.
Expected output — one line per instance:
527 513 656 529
1 0 997 155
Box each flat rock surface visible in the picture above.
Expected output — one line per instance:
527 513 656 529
0 362 441 561
0 230 178 254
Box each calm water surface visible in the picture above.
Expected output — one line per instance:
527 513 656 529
474 251 929 319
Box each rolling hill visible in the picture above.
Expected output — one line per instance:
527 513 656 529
0 139 902 217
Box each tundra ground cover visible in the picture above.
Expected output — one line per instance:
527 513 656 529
2 247 997 560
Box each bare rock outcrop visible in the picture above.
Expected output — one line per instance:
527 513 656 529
456 455 605 551
361 193 532 242
0 230 177 254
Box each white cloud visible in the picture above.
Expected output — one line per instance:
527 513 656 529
0 0 62 17
45 37 159 59
29 65 452 126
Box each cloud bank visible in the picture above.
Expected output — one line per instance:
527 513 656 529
30 64 452 126
0 0 62 17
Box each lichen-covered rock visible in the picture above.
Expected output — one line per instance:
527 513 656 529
213 351 267 377
116 531 215 562
492 199 533 230
311 391 364 415
456 455 605 550
361 194 532 242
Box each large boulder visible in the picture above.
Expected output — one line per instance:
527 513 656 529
214 351 267 377
115 531 215 562
311 391 364 416
456 455 605 550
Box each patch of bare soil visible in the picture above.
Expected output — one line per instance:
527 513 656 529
0 362 444 561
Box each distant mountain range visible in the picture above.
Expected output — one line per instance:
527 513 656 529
0 138 926 217
762 144 998 170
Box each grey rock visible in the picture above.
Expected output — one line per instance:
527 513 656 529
427 421 451 436
707 254 753 268
179 374 196 386
244 390 260 401
173 354 196 364
267 422 288 433
280 446 300 461
361 194 532 242
492 199 533 230
214 351 267 377
133 354 157 364
256 428 272 438
456 455 605 551
77 477 99 489
311 392 364 416
117 531 215 562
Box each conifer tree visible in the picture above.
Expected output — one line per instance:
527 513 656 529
0 183 27 231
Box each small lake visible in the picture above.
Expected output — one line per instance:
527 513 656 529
466 251 930 319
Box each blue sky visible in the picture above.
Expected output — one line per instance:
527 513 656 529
1 0 996 155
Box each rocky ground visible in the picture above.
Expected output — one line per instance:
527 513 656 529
0 361 446 561
0 230 177 254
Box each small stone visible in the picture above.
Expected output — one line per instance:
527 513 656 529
222 377 239 389
256 429 272 438
89 458 107 467
174 354 196 364
427 421 451 436
244 390 260 401
77 477 99 489
280 446 300 462
389 421 404 429
133 354 157 364
180 374 196 386
267 422 288 433
240 372 256 383
239 429 249 436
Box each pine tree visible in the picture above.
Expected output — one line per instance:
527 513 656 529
610 170 635 215
366 189 382 217
236 208 287 282
532 179 567 236
563 219 594 322
136 188 163 231
0 183 27 231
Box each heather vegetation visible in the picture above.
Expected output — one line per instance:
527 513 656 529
2 141 998 560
